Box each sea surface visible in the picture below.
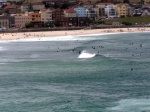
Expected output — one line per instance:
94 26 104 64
0 32 150 112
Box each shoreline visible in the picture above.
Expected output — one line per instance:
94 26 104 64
0 27 150 41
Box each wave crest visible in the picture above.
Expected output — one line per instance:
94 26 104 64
78 50 96 59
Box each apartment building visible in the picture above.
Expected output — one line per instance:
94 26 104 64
74 6 86 17
52 9 64 21
13 14 31 28
105 5 116 18
94 2 114 20
85 8 95 20
28 12 41 22
4 5 21 14
0 15 9 28
40 8 52 23
28 12 41 27
115 3 129 17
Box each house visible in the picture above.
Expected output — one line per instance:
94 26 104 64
128 6 135 16
144 0 150 3
64 8 77 17
32 2 45 11
115 3 129 17
21 3 31 12
141 9 150 16
142 3 150 9
133 8 143 16
0 0 6 5
68 0 78 5
82 1 94 9
4 4 21 14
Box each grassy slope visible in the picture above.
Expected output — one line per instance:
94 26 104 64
130 0 140 2
104 16 150 24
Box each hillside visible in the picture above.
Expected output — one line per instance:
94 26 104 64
104 16 150 24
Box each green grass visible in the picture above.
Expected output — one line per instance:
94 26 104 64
130 0 141 2
104 16 150 24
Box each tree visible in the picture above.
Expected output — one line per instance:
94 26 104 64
25 23 34 28
1 4 7 8
3 9 9 14
54 21 61 27
16 1 23 5
141 0 144 4
123 0 130 4
122 21 132 25
60 2 70 9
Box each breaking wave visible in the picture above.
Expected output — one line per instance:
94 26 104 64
0 33 118 42
107 99 150 112
0 47 5 51
78 50 96 59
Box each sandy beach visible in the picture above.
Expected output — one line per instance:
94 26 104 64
0 27 150 40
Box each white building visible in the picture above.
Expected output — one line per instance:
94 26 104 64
95 2 115 20
105 5 116 18
85 7 96 20
32 2 45 11
21 3 31 12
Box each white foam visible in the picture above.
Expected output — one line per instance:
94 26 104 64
78 50 96 59
78 32 122 37
0 47 5 51
0 32 121 42
0 31 149 42
108 99 150 112
0 63 6 64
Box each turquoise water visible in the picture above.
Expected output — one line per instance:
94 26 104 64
0 32 150 112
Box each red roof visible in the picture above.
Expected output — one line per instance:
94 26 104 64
40 8 47 11
5 5 17 9
52 9 62 12
5 5 12 9
65 8 76 13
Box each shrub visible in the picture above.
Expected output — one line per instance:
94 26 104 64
122 21 132 25
25 23 34 28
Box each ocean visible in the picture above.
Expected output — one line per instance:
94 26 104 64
0 32 150 112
